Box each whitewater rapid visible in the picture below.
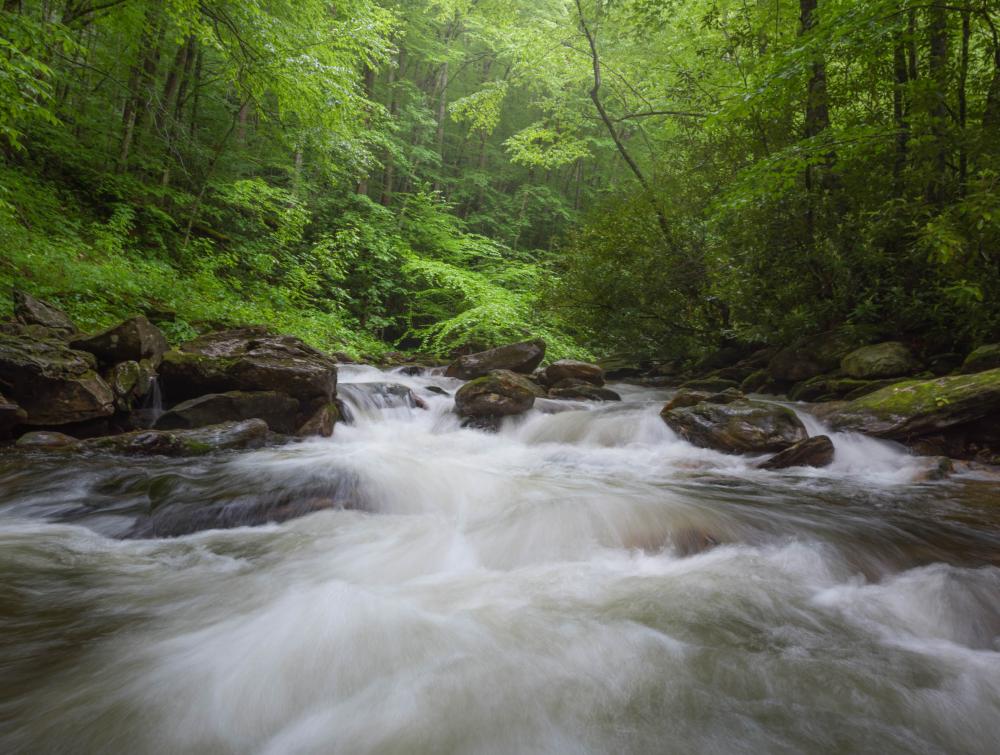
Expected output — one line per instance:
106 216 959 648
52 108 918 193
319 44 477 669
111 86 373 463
1 365 998 753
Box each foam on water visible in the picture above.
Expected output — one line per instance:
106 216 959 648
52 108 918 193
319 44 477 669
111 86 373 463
1 368 998 753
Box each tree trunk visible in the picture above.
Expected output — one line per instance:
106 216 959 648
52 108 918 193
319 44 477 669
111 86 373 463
958 11 969 194
356 64 376 196
927 4 950 205
892 33 910 196
574 0 670 239
117 8 162 173
380 46 405 207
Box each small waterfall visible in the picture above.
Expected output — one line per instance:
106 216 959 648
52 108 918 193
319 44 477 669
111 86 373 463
133 375 164 428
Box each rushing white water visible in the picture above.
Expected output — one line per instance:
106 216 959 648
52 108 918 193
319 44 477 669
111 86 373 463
1 367 999 754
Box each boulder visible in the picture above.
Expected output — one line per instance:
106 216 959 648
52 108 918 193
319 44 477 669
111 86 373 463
296 402 339 437
81 419 268 456
961 345 1000 374
740 369 772 394
542 359 605 387
825 368 1000 442
679 377 741 393
105 359 157 412
768 332 856 383
445 339 546 380
158 327 337 402
0 391 27 437
758 435 835 470
840 341 918 379
12 290 76 335
455 369 536 419
661 399 808 454
71 316 169 367
548 380 621 402
927 353 964 376
663 388 743 412
155 391 300 434
15 431 79 450
0 333 114 425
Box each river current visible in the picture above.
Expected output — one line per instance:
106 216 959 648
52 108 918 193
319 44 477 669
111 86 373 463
1 365 999 753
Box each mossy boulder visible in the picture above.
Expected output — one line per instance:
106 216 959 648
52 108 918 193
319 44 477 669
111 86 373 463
664 388 743 412
0 333 114 425
541 359 605 387
679 377 741 393
158 327 337 402
961 345 1000 375
548 380 621 402
455 369 536 419
71 316 169 367
445 339 546 380
826 368 1000 440
840 341 918 379
12 290 76 336
81 419 269 456
661 399 808 454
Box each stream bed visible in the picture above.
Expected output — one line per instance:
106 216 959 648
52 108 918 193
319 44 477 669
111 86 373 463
1 366 999 753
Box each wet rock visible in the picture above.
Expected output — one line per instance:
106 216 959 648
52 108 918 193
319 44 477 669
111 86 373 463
740 369 773 394
445 339 546 380
337 382 428 422
82 419 269 456
158 327 337 402
15 431 80 450
920 457 956 481
0 391 27 437
664 388 743 412
927 353 963 376
548 381 621 402
0 333 115 425
455 369 536 420
424 385 450 397
672 528 722 557
71 316 169 367
679 377 741 393
542 359 605 387
296 402 339 437
662 399 808 454
768 332 856 383
826 368 1000 442
961 344 1000 375
758 435 835 470
155 391 300 434
841 341 918 379
105 359 157 412
12 290 76 336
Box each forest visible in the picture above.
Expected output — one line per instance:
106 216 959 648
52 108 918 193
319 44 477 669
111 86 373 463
2 0 999 363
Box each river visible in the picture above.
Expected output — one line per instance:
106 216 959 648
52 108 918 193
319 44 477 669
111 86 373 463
2 365 999 753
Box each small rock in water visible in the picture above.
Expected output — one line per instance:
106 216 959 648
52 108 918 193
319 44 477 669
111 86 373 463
662 399 807 454
758 435 835 470
455 370 537 421
445 339 546 380
541 359 605 387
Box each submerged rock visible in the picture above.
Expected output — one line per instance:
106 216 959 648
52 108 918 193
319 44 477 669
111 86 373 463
445 339 546 380
13 290 76 336
662 399 807 454
455 369 536 420
159 327 337 402
155 391 300 434
758 435 835 470
71 316 169 367
0 333 115 425
541 359 605 387
840 342 918 379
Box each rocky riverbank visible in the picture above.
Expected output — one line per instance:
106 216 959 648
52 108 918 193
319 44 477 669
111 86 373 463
3 289 999 473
